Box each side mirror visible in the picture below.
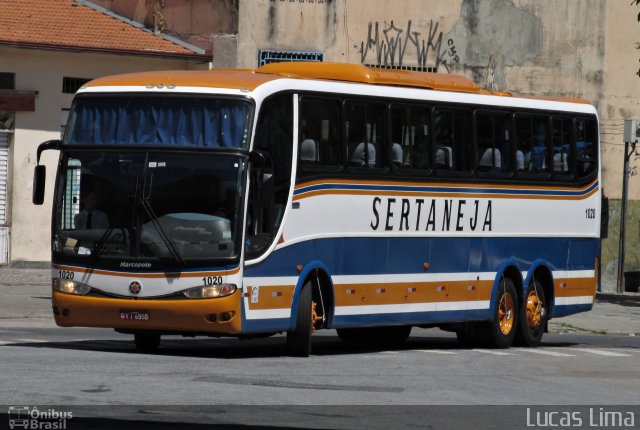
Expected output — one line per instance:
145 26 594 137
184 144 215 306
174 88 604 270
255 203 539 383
32 139 62 206
32 165 46 205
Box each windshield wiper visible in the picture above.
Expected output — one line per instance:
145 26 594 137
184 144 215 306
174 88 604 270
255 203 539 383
139 196 184 265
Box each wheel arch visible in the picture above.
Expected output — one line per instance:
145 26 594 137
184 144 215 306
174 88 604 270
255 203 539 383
523 259 555 317
488 259 523 322
289 261 335 331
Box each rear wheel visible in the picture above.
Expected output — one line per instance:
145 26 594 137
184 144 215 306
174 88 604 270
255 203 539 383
286 281 313 357
476 278 518 348
515 281 547 347
134 333 161 351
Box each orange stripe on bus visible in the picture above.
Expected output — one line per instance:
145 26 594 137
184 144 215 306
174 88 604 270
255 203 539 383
554 277 597 298
293 187 598 201
245 285 294 310
52 264 240 279
295 178 598 193
333 280 493 307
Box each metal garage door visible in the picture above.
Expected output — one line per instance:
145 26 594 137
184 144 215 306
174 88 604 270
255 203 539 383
0 132 9 265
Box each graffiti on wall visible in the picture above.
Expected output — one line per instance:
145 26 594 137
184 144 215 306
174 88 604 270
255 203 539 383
359 20 460 72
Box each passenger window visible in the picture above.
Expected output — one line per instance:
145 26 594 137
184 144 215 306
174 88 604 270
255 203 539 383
434 108 472 173
345 102 386 169
552 117 572 176
476 112 511 174
299 97 342 169
516 115 549 175
390 105 431 172
576 118 597 178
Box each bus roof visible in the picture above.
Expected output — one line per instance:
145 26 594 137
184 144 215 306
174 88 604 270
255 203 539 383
84 62 591 105
85 69 280 91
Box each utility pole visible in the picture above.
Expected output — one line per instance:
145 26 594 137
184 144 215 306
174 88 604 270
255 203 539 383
619 120 639 293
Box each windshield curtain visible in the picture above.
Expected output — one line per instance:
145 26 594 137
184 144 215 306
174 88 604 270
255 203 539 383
65 96 251 149
53 151 246 266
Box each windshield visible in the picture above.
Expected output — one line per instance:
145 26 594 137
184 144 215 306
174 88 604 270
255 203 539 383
65 95 251 149
53 151 246 267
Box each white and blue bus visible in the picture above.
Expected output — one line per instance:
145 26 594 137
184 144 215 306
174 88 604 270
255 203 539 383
33 62 600 356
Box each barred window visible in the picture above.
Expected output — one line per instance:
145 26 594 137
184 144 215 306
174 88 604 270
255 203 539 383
258 50 323 67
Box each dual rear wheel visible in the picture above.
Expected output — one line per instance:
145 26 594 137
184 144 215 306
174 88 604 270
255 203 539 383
456 278 547 348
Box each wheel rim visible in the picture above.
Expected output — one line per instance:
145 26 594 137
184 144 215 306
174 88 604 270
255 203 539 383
498 291 515 335
311 301 323 333
526 291 543 330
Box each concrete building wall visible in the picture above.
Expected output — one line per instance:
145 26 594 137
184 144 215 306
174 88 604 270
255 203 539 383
2 46 205 264
237 0 640 195
238 0 640 286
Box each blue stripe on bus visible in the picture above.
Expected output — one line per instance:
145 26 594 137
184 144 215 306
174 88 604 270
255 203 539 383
244 237 599 278
294 181 598 198
331 308 489 328
242 317 291 333
552 303 593 318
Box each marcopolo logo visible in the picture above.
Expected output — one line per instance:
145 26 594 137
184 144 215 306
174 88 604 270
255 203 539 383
8 406 72 429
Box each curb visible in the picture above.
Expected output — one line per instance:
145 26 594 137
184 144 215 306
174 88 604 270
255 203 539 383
595 292 640 305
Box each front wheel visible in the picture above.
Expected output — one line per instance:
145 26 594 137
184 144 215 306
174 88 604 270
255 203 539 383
515 281 547 347
286 281 313 357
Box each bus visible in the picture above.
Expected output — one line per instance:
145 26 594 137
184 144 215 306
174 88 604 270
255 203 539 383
33 62 600 356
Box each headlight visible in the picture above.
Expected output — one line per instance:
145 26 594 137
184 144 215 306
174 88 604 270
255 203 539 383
183 284 237 299
52 279 91 295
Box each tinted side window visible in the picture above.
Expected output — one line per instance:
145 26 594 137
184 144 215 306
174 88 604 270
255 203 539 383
434 108 472 173
345 102 386 169
515 115 549 175
390 104 431 172
552 117 572 176
576 117 597 178
476 112 511 174
247 93 293 259
299 97 342 169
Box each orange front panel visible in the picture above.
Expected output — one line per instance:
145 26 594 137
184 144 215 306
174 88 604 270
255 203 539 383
52 289 243 334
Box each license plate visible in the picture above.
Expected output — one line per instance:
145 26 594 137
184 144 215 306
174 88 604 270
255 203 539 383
119 310 150 321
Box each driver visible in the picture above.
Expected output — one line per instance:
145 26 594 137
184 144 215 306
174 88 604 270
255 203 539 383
74 191 109 229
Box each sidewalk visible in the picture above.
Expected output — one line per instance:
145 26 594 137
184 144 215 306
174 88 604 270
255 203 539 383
1 267 640 335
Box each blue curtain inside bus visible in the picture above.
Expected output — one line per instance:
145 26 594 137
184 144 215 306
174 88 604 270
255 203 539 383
67 97 250 148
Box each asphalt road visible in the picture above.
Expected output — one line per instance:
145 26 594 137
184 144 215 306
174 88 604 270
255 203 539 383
1 320 639 429
2 269 639 429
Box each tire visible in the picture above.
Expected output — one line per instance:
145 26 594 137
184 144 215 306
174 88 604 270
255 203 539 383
134 333 161 351
515 281 547 347
476 277 518 348
286 281 313 357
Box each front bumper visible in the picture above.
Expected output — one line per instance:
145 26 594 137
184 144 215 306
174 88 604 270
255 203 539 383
52 289 243 335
